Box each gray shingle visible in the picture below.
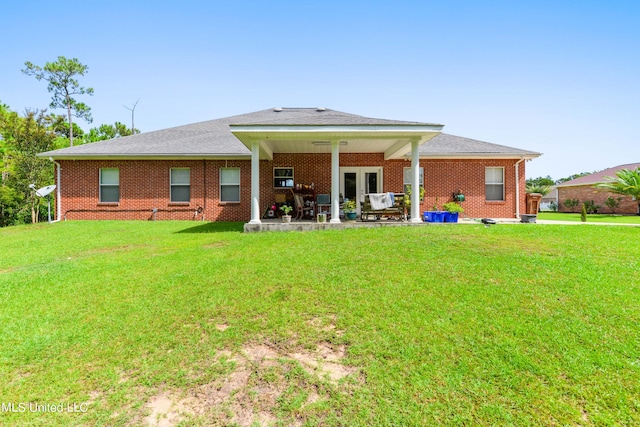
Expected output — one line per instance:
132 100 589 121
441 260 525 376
39 108 538 158
418 133 541 157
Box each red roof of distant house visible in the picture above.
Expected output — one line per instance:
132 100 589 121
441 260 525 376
557 162 640 187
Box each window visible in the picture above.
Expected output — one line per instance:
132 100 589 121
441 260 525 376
220 168 240 202
403 167 424 199
274 167 294 188
170 168 190 202
100 168 119 202
485 167 504 201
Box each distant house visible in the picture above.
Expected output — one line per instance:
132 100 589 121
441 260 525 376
556 162 640 214
38 107 541 223
540 186 558 211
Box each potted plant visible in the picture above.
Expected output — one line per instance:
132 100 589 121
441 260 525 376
442 202 464 223
280 204 293 223
342 199 358 221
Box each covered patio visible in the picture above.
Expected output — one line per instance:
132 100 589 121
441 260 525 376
230 109 443 228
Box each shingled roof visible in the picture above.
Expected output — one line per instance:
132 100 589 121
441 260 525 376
418 133 540 158
556 162 640 187
39 107 539 159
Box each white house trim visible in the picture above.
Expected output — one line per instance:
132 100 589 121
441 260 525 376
249 141 261 224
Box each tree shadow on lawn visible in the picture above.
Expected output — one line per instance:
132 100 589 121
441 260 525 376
176 222 244 234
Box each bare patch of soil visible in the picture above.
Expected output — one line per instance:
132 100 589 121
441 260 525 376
138 339 357 426
144 392 189 427
288 342 356 383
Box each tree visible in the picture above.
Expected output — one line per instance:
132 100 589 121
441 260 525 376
526 175 555 187
0 109 56 224
22 56 94 146
525 182 551 196
86 122 139 142
596 168 640 215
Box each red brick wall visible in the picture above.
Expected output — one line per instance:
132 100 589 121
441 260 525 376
59 160 252 221
421 159 525 218
58 155 526 221
557 185 638 214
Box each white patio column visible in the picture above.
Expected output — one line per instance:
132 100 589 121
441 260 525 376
410 138 421 223
249 141 261 224
330 140 341 223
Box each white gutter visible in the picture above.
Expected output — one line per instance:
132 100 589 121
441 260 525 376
50 157 62 222
515 157 526 218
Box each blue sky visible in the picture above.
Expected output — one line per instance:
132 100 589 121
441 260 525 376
3 0 639 180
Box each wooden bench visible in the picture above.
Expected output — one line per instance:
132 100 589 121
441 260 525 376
360 193 406 221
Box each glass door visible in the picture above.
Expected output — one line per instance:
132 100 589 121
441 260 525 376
340 167 382 215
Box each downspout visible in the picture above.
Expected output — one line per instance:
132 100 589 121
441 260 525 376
202 159 207 221
49 157 62 222
514 157 525 218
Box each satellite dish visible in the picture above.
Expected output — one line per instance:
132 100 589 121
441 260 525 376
33 184 57 223
35 184 56 197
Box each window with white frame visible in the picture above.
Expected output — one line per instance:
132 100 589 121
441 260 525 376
99 168 119 203
274 167 294 188
220 168 240 202
170 168 190 202
403 167 424 199
485 167 504 201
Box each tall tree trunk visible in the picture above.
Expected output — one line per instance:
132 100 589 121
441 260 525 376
68 103 74 147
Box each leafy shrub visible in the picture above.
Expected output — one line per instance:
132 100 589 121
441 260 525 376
583 200 600 214
605 196 622 213
564 198 580 211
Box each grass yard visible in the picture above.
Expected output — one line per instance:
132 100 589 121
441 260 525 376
1 221 639 426
538 211 640 224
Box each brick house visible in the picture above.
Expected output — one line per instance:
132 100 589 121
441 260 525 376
556 162 640 214
39 108 541 223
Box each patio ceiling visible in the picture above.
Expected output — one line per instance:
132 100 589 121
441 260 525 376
229 124 444 160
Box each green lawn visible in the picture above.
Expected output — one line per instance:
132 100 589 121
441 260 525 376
1 221 639 426
538 211 640 224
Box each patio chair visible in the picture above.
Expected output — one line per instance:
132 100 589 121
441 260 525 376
316 193 331 219
293 193 314 220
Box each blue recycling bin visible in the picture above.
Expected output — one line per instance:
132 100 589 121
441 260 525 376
423 211 445 222
444 212 459 223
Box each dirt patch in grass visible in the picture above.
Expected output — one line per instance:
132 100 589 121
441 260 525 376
139 338 358 426
306 315 345 337
144 392 189 427
288 342 356 382
202 241 227 249
215 323 229 331
85 244 143 255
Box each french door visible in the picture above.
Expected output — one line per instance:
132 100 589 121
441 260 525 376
340 167 382 215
